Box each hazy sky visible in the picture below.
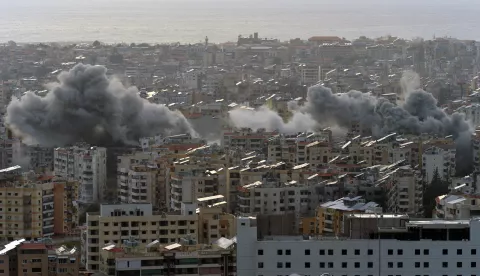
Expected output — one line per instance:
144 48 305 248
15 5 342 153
1 0 479 43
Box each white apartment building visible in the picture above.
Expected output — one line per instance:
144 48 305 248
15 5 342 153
434 193 480 219
237 216 480 276
237 179 323 225
299 64 321 85
182 68 202 90
54 145 107 203
422 146 456 184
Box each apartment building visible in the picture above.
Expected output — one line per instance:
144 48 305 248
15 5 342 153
98 237 236 276
197 206 236 245
298 64 321 85
85 203 198 271
12 140 53 172
0 170 76 239
52 179 79 235
267 131 333 166
236 174 324 226
458 103 480 127
54 145 107 203
385 166 423 215
422 145 456 183
237 216 480 276
222 128 277 151
117 150 165 206
0 239 79 276
473 130 480 172
314 196 381 235
168 157 227 212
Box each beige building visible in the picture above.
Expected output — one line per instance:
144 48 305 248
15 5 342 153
98 237 236 276
197 206 236 245
85 203 198 271
0 239 79 276
0 170 77 240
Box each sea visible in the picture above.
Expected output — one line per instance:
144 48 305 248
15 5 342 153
0 0 480 44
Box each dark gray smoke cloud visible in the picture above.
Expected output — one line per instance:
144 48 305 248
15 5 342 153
5 64 196 147
304 85 473 174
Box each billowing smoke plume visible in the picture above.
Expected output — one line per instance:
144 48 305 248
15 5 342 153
229 83 473 174
228 106 316 133
6 64 196 147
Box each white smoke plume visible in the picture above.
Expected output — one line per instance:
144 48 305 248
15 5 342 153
228 106 316 133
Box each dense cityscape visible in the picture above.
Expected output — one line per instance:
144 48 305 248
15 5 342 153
0 32 480 276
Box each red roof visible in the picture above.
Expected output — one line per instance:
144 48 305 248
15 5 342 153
38 175 54 181
18 243 47 250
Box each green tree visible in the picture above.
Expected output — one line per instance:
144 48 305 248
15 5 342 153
92 40 101 47
423 168 449 218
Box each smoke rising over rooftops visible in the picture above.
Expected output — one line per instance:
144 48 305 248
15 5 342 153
228 79 473 174
5 64 197 147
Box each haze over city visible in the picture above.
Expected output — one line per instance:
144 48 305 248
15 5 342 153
3 1 480 276
1 0 480 43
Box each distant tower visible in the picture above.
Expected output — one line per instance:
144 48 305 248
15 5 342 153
205 36 209 49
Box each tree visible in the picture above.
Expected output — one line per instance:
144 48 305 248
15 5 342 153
422 168 449 218
92 40 101 47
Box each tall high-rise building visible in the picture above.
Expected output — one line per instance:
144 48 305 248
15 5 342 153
54 144 107 203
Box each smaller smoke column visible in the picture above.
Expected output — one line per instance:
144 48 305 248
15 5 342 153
228 106 316 133
5 64 197 147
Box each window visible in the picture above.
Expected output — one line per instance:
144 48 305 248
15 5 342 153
32 268 41 273
355 262 360 268
415 249 420 255
473 249 477 255
258 249 263 255
368 262 373 268
342 249 347 255
319 249 325 255
355 249 360 255
328 262 333 268
304 249 310 255
286 249 291 255
457 249 463 255
368 249 373 255
388 249 393 255
342 262 347 268
328 249 333 255
277 250 283 255
424 262 429 268
442 262 448 268
286 262 291 268
443 249 448 255
304 262 310 268
457 262 463 268
471 262 476 268
319 262 325 268
258 263 263 268
415 262 420 268
424 249 429 255
388 262 393 268
397 249 403 255
277 262 283 268
397 262 403 268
